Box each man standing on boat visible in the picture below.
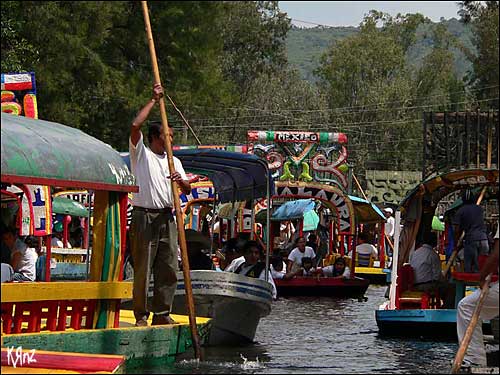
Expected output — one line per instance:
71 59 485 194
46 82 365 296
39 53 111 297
129 83 191 327
452 188 489 273
383 207 395 257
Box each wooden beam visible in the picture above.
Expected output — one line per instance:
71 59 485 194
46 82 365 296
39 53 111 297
1 281 133 303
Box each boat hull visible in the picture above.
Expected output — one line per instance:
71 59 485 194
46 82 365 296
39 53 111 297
172 270 273 346
376 309 494 342
274 276 369 297
376 309 458 340
1 312 210 368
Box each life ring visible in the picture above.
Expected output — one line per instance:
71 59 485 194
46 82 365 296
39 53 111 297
1 101 22 115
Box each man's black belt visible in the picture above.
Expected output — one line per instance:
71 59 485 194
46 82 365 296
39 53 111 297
134 206 172 214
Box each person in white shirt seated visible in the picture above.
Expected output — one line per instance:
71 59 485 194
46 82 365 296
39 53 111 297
287 236 316 273
348 232 378 266
2 229 38 282
224 252 245 273
313 257 351 279
51 221 71 248
232 240 277 299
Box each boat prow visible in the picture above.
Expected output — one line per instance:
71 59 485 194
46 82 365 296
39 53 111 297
172 270 273 346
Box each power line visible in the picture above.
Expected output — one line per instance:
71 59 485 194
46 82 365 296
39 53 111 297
289 18 339 28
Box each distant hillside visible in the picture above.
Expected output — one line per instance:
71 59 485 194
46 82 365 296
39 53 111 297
286 18 475 83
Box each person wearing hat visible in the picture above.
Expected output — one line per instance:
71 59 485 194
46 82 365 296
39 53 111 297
383 207 395 257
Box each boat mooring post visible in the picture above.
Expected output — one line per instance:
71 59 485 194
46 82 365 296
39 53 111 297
141 1 202 360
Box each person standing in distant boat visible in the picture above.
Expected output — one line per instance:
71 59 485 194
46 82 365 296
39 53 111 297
383 207 395 257
452 188 489 273
129 83 191 327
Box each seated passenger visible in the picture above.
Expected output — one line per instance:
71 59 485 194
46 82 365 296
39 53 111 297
51 221 71 248
349 232 378 266
313 257 351 279
233 240 277 299
270 256 302 280
299 256 315 276
409 232 455 308
288 236 316 273
2 228 38 282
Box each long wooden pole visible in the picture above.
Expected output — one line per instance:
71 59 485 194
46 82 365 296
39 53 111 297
141 1 201 360
450 274 492 373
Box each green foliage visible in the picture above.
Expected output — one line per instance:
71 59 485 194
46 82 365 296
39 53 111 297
1 1 38 71
286 18 475 83
1 1 497 181
219 1 291 93
459 1 499 108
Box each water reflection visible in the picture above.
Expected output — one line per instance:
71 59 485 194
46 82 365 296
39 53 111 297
136 285 458 374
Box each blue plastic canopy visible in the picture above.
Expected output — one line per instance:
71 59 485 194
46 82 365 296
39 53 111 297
271 199 315 221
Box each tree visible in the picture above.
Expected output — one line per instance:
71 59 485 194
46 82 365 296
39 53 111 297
314 12 429 174
219 1 291 94
459 1 499 108
414 23 467 111
1 1 38 72
1 1 236 150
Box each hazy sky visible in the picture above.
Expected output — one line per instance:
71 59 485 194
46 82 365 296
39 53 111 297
279 1 462 27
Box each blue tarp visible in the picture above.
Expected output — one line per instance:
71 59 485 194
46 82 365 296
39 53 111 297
271 199 315 221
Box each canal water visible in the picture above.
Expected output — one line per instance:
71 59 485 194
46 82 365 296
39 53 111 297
135 285 458 374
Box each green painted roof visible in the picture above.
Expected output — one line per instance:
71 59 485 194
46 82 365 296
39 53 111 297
52 196 89 217
1 113 136 191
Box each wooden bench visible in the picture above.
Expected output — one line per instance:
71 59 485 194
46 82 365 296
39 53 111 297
1 281 132 334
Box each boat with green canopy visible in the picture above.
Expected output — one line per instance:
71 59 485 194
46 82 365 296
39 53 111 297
1 112 210 366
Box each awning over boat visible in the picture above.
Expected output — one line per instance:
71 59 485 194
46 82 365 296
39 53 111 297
173 149 273 203
347 195 386 224
397 168 499 268
52 196 89 217
1 113 137 192
271 199 315 221
121 149 273 203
